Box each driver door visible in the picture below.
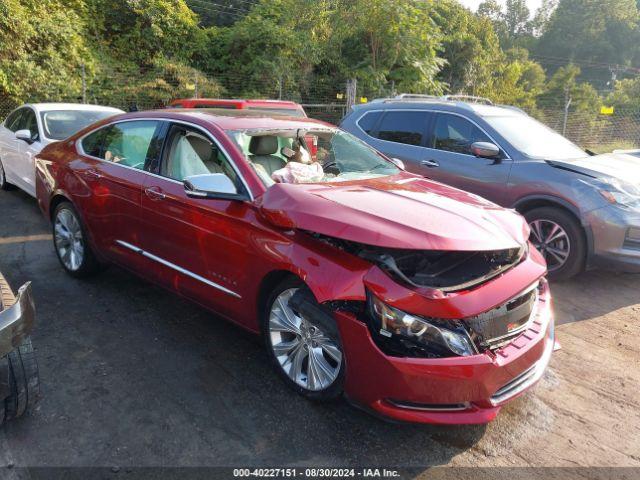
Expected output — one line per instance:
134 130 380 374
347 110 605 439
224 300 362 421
138 122 252 318
421 113 513 205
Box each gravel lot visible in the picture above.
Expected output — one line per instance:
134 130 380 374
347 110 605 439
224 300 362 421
0 187 639 475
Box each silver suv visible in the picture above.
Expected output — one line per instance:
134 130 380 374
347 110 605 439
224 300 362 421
341 95 640 280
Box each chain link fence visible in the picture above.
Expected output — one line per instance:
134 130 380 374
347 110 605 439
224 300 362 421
1 67 638 153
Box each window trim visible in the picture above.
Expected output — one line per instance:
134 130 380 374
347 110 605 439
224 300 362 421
20 107 40 141
429 111 509 160
3 107 26 132
355 108 511 160
76 117 254 201
156 122 249 199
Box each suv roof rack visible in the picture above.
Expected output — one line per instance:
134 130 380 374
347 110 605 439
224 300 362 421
441 95 493 105
394 93 441 100
380 93 495 106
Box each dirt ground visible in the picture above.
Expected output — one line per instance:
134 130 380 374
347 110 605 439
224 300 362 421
0 186 639 475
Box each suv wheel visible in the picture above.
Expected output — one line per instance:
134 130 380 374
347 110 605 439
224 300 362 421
262 278 344 401
53 202 100 277
524 207 585 280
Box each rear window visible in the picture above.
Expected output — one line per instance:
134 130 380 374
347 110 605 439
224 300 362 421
356 111 382 135
374 111 429 146
196 104 237 109
246 106 306 117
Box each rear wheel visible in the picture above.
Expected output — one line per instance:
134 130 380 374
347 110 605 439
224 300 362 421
525 207 586 281
53 202 100 277
262 278 344 401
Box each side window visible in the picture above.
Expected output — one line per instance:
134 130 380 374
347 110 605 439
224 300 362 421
432 114 492 155
356 111 382 135
22 109 39 141
101 121 159 170
374 111 430 146
4 109 25 132
161 124 240 186
81 128 107 158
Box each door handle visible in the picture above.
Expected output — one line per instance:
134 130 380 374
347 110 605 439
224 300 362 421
421 159 440 168
145 186 166 200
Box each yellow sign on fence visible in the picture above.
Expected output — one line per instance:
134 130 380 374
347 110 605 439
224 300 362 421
600 106 614 115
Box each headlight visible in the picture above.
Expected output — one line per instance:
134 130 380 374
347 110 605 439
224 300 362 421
597 178 640 210
366 292 477 357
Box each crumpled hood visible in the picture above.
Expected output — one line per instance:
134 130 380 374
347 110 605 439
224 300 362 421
259 175 528 251
548 153 640 184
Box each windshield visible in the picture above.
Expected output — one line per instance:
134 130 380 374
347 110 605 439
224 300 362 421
40 110 119 140
483 113 587 160
227 128 399 186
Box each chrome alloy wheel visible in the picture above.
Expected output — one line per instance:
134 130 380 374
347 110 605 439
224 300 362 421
529 219 571 272
268 288 342 392
54 209 85 271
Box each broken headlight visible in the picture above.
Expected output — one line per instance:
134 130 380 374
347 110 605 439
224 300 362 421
366 292 476 358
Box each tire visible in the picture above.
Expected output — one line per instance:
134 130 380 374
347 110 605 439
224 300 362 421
0 158 12 191
52 202 100 277
261 277 345 401
2 338 40 425
524 207 586 281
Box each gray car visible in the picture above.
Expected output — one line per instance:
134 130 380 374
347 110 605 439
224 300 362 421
340 95 640 279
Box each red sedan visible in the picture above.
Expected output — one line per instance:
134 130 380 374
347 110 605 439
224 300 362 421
34 109 555 424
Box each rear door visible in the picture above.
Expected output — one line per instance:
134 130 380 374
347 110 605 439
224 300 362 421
76 119 164 266
358 110 433 169
421 112 513 204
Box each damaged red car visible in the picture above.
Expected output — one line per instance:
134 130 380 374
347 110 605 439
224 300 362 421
34 109 555 424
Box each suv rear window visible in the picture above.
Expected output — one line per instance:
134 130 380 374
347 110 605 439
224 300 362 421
356 111 382 135
374 111 429 146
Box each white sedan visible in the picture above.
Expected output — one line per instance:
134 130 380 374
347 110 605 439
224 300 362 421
0 103 124 197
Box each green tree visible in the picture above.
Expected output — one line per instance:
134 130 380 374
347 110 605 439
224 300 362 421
0 0 90 105
503 0 531 41
536 0 640 82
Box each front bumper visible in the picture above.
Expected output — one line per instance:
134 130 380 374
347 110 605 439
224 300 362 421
336 260 554 425
586 205 640 273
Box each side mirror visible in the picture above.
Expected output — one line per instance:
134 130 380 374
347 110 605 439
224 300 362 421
15 129 34 144
390 157 406 170
470 141 500 159
184 173 243 200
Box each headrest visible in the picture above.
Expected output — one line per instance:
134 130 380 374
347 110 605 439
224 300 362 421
185 133 213 161
249 136 279 155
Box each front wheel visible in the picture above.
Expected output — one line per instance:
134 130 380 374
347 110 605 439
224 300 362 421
0 159 11 191
525 207 586 281
262 278 345 401
53 202 100 277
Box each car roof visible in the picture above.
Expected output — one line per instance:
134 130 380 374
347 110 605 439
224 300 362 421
119 108 334 130
25 103 124 113
357 97 523 117
170 98 302 108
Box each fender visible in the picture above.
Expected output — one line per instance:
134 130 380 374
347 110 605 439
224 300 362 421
512 193 594 259
513 194 584 225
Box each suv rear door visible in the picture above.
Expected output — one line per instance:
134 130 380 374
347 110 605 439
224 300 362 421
421 112 512 204
355 110 433 167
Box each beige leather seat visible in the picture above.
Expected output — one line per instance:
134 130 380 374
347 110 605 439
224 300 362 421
248 136 286 175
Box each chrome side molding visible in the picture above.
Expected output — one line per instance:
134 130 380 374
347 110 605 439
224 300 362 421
115 240 241 299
